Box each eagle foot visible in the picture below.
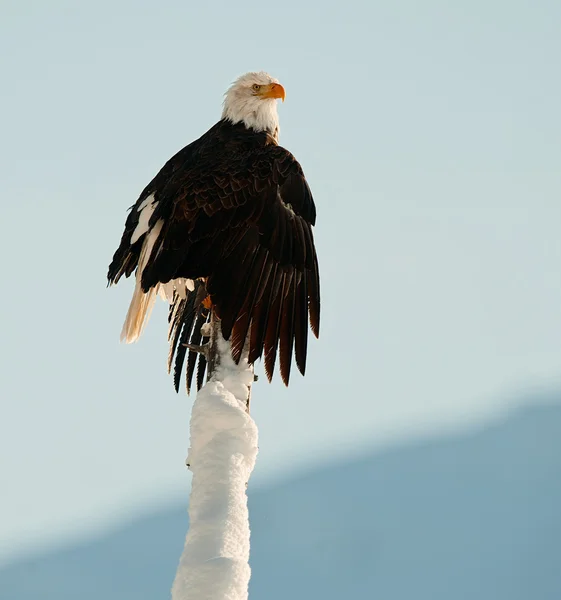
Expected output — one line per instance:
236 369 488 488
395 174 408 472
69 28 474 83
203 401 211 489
183 343 209 358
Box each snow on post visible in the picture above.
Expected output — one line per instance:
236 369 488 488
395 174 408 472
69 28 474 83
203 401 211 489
172 325 258 600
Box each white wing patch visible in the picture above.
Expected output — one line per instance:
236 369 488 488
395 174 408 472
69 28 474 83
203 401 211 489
121 207 197 342
158 278 196 302
120 218 163 343
130 194 159 245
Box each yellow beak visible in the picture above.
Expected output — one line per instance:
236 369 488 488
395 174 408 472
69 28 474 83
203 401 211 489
260 82 286 102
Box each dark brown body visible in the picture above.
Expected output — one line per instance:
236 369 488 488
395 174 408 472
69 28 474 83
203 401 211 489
108 119 320 391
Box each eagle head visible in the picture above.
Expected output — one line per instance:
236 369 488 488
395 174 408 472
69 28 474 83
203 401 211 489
222 71 285 137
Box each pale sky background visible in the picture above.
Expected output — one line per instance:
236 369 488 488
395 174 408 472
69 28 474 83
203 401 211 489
1 0 560 564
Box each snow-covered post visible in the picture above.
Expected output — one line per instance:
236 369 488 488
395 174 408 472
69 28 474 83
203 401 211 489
171 314 258 600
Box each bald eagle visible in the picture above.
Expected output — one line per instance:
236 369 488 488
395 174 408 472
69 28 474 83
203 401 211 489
108 72 320 392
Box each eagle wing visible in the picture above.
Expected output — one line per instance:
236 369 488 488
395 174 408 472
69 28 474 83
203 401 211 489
108 132 320 389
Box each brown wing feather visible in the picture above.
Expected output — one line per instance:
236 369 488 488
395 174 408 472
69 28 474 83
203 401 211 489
230 246 270 363
263 271 287 382
248 261 278 365
293 271 309 376
279 270 297 385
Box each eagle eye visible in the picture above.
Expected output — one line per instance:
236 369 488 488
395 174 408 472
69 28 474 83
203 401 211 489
252 84 261 91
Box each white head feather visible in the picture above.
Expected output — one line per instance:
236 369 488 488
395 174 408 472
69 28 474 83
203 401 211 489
222 71 284 138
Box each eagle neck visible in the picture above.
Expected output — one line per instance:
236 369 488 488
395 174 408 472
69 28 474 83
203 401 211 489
218 120 278 147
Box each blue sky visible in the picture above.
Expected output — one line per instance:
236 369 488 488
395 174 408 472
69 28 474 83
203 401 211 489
1 0 560 562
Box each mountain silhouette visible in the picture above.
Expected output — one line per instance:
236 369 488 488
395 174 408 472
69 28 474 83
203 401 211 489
1 394 560 599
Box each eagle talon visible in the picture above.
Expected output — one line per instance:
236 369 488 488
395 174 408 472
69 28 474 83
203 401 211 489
183 343 209 357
